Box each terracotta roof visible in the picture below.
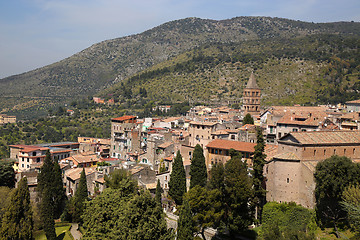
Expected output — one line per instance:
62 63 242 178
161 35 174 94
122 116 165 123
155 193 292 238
190 121 217 126
264 145 278 161
158 142 173 149
340 112 360 120
346 99 360 104
277 112 328 126
66 154 98 165
273 152 300 161
206 139 256 152
164 155 174 161
95 177 105 184
163 117 180 123
66 167 96 181
111 115 136 121
280 130 360 145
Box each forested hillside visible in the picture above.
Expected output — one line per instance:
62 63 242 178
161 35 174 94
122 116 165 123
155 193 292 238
100 34 360 106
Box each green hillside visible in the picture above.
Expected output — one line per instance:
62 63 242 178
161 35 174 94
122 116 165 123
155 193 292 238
100 34 360 107
0 17 360 118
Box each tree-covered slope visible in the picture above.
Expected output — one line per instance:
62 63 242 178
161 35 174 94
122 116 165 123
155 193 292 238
100 34 360 106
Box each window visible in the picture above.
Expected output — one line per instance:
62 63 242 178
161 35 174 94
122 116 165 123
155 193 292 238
215 149 218 154
344 149 346 155
287 178 289 183
314 150 316 156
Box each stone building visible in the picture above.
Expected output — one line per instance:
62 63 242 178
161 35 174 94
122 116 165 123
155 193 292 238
243 72 261 115
266 130 360 209
0 114 16 124
188 121 225 148
110 115 139 159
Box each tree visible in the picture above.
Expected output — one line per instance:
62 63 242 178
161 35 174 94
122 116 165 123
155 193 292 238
0 159 15 188
185 186 223 239
82 188 173 240
168 151 186 205
208 162 225 192
341 185 360 233
261 202 316 240
177 200 194 240
190 144 207 189
252 127 267 223
71 168 88 223
243 113 254 125
0 177 33 240
155 179 163 207
37 150 66 239
314 155 360 232
105 168 137 193
224 152 254 235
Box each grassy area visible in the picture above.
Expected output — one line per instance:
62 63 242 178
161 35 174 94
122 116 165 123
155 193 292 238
34 223 73 240
316 228 356 240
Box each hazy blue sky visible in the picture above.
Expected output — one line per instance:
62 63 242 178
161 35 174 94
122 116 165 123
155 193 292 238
0 0 359 79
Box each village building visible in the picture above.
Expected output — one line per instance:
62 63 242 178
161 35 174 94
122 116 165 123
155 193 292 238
110 115 140 159
188 121 225 148
64 167 97 197
243 72 261 115
0 114 16 124
266 130 360 209
205 139 257 169
9 142 77 172
346 99 360 112
78 137 110 158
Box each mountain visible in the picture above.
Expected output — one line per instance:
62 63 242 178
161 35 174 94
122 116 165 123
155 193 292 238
99 34 360 107
1 17 360 118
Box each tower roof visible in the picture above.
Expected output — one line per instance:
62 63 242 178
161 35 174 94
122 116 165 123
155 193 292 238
245 72 259 89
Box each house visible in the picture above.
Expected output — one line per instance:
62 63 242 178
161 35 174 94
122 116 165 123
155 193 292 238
338 112 360 130
346 99 360 112
64 152 98 168
266 130 360 209
188 121 225 148
205 139 257 169
78 137 111 158
110 115 139 159
0 114 16 124
9 143 74 172
64 167 97 197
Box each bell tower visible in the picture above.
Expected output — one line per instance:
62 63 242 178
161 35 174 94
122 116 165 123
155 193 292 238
243 72 261 115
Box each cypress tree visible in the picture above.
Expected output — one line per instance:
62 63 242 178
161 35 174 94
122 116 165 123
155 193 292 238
177 200 193 240
37 150 65 239
155 179 163 207
0 177 33 239
0 159 15 188
169 151 186 205
253 127 267 223
243 113 254 125
72 168 88 223
190 144 207 189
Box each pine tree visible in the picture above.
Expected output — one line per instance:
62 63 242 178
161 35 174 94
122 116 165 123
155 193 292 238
252 127 267 223
37 150 66 239
190 144 207 189
155 179 163 207
72 168 88 223
168 151 186 205
177 200 193 240
0 177 33 240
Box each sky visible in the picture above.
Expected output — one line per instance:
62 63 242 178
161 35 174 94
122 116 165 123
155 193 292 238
0 0 359 79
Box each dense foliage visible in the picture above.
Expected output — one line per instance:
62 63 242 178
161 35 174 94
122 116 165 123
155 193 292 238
0 177 33 240
177 200 193 240
260 202 316 240
0 159 15 188
314 155 360 230
82 188 173 239
243 114 254 125
70 168 88 223
341 185 360 234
